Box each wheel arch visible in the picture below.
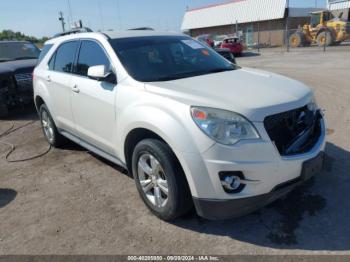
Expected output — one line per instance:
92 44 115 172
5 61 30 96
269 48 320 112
123 127 197 196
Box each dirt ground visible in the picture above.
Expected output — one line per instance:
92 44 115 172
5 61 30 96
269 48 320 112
0 45 349 255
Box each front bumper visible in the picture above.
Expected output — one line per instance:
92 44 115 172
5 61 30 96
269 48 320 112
193 152 324 220
179 117 326 220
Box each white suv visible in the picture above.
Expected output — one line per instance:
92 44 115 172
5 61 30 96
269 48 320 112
33 31 326 220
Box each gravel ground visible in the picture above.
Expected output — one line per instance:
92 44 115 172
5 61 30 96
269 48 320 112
0 45 349 255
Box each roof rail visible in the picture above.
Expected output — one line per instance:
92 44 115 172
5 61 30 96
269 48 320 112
53 27 94 38
128 27 154 31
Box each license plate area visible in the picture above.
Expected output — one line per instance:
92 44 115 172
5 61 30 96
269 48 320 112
301 152 324 181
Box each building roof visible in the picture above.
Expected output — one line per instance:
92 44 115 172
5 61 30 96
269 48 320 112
182 0 288 30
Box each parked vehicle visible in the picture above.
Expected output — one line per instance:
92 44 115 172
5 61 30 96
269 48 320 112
214 48 236 64
34 30 326 221
213 35 227 47
0 41 40 116
196 34 215 48
221 37 243 56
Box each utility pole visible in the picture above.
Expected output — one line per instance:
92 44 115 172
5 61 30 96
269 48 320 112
59 11 66 32
285 0 290 52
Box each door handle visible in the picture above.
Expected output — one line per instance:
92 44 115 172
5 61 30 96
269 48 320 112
46 76 51 83
72 85 80 93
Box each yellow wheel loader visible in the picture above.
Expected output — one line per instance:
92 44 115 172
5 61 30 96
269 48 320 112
289 10 350 47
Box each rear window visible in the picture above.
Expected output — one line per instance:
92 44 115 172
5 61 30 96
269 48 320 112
37 44 53 65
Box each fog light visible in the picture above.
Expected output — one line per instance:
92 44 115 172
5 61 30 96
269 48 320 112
222 176 241 191
219 171 245 194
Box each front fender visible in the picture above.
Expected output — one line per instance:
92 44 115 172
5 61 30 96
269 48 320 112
117 104 215 197
117 104 214 160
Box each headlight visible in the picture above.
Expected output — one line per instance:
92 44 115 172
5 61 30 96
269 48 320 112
307 96 318 112
191 106 260 145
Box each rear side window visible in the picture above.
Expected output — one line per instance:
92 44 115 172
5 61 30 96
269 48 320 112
53 41 79 73
37 44 53 65
76 40 111 76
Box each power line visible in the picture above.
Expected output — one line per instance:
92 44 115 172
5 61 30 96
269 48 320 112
67 0 73 24
97 0 105 31
116 0 123 30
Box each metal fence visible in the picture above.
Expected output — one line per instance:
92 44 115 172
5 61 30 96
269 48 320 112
234 28 350 53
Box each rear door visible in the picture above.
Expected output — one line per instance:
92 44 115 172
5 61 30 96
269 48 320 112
70 39 117 154
46 41 79 133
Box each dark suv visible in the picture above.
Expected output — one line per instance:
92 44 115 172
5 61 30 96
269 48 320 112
0 41 40 116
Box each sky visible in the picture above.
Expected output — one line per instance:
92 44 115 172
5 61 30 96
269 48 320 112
0 0 327 38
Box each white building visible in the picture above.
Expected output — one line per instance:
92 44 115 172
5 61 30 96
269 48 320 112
181 0 320 46
328 0 350 10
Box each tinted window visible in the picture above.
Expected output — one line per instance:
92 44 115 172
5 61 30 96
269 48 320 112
48 52 56 70
0 42 40 62
76 40 110 76
53 41 78 73
110 36 237 82
37 44 53 65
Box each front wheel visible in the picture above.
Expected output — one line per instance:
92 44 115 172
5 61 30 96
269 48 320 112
289 33 303 48
132 139 192 221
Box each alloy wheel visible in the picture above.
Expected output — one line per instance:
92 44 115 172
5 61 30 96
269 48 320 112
137 153 169 208
41 110 54 143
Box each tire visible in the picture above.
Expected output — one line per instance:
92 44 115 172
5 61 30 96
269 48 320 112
289 33 303 48
132 139 192 221
317 31 333 47
39 104 67 147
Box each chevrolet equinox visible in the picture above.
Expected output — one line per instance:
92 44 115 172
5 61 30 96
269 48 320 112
33 31 326 220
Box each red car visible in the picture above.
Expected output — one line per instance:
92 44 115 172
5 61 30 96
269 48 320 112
221 37 243 56
196 34 215 48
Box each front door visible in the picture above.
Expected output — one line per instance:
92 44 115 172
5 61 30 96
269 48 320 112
70 40 117 155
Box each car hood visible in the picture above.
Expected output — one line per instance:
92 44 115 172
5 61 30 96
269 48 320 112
145 68 313 122
0 59 37 76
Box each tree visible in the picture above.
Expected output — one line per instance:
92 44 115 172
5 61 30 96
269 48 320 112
0 30 48 44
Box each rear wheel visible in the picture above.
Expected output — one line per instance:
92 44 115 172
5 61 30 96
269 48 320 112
317 31 333 47
132 139 192 221
39 104 67 147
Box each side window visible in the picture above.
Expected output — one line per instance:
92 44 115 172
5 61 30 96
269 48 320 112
48 52 56 70
37 44 53 65
53 41 79 73
76 40 111 76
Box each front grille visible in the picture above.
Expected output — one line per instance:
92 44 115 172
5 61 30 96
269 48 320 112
15 73 32 89
264 106 322 156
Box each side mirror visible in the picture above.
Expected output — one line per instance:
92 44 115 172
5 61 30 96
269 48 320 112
87 65 117 84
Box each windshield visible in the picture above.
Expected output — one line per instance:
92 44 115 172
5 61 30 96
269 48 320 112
0 42 40 62
110 36 238 82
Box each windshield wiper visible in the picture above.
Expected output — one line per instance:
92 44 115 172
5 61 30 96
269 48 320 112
206 67 235 74
15 57 37 60
151 67 235 82
153 71 209 82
